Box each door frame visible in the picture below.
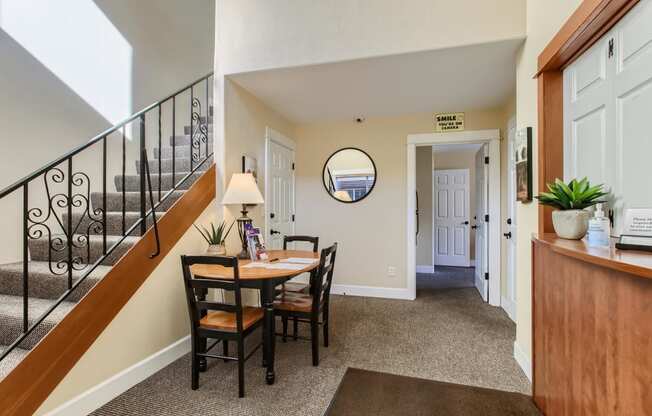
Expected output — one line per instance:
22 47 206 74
432 168 471 268
503 116 517 321
407 129 501 305
264 127 296 246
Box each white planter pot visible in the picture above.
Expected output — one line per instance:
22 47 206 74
552 210 589 240
206 244 227 256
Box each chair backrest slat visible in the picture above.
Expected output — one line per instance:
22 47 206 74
312 243 338 311
181 255 245 333
283 235 319 252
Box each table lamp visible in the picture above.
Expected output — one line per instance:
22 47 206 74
222 173 264 258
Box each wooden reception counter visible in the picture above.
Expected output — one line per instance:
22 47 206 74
532 234 652 415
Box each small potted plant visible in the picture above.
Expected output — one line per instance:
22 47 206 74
193 221 235 255
536 178 607 240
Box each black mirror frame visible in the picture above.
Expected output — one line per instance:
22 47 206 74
321 147 377 204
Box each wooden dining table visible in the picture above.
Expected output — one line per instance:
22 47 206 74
189 249 319 385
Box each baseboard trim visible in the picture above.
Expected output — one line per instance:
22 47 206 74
513 341 532 382
501 295 516 322
331 284 415 300
416 265 433 273
45 336 191 416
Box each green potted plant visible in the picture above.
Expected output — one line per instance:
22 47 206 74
193 221 235 255
536 178 607 239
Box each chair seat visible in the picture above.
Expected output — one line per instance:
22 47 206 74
199 307 263 331
281 281 309 293
273 292 313 313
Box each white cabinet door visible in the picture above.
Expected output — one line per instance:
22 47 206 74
434 169 470 267
563 29 613 190
268 140 294 250
564 0 652 236
612 0 652 235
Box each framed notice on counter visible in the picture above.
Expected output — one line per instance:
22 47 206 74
616 209 652 251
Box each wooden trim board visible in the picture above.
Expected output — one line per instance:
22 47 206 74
0 165 216 416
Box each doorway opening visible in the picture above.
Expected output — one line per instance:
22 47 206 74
407 130 501 305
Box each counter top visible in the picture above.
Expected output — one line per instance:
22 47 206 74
533 233 652 280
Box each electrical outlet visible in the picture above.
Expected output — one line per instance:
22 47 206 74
387 266 397 277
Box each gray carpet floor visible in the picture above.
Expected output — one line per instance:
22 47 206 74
417 265 475 291
94 280 530 416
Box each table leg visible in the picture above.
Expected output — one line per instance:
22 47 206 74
262 281 276 385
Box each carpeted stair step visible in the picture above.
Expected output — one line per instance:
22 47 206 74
114 172 203 192
91 190 184 213
168 132 212 147
0 346 29 380
153 144 213 159
0 295 75 349
135 156 213 174
0 262 111 301
29 235 138 266
63 211 161 237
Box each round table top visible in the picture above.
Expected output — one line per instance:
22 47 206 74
189 250 319 280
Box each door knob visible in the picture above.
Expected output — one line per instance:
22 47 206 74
270 212 275 219
471 225 478 230
270 229 280 235
461 221 470 225
504 232 512 239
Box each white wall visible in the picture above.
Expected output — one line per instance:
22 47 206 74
0 0 215 264
513 0 582 377
216 0 526 75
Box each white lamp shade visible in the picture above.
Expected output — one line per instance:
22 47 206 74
222 173 264 205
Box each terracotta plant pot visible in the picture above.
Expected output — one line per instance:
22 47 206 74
206 244 227 256
552 209 589 240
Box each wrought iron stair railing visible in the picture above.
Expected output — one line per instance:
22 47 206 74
0 72 214 363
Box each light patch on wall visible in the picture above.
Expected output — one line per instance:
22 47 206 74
0 0 132 125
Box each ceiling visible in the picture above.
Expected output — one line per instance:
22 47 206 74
229 38 522 124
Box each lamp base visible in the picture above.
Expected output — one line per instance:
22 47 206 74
237 208 253 260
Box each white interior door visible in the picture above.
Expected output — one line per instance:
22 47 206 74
267 139 295 250
474 147 489 301
504 118 518 320
433 169 470 267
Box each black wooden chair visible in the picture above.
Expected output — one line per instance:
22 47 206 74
273 243 337 366
281 235 319 294
181 255 263 398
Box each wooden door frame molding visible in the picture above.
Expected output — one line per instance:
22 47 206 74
536 0 639 236
0 165 216 416
534 0 640 408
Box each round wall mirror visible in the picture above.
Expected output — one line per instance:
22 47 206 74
322 147 377 203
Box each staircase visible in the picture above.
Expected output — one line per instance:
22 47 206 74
0 73 214 380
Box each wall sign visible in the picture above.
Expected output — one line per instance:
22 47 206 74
434 112 465 132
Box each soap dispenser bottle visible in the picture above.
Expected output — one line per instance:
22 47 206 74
587 203 611 247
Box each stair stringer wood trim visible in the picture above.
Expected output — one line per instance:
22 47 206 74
0 165 216 416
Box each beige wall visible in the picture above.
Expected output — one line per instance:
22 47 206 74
216 0 526 75
36 202 217 414
221 80 296 255
433 148 483 260
513 0 582 369
415 147 433 265
294 109 504 290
